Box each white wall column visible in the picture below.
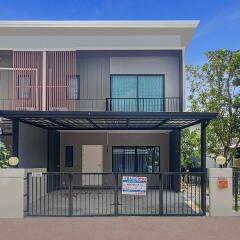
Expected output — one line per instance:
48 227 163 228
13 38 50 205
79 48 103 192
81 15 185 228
0 168 47 218
0 169 25 218
42 50 47 111
208 168 233 216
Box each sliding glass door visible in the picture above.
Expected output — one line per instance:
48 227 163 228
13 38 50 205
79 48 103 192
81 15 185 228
111 75 138 111
112 146 160 173
111 75 164 112
138 76 164 111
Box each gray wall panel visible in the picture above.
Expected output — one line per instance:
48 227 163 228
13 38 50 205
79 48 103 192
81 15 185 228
18 123 48 168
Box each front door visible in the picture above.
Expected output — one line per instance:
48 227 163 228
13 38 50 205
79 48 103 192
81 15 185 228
82 145 103 185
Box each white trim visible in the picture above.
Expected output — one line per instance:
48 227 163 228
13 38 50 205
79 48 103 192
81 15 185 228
0 47 185 51
0 67 37 71
0 20 199 29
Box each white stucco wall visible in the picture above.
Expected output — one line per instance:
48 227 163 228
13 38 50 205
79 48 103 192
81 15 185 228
0 35 181 50
0 21 199 50
208 168 233 216
0 169 25 218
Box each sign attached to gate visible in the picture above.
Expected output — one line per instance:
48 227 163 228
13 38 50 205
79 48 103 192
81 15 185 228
32 172 43 178
122 176 147 196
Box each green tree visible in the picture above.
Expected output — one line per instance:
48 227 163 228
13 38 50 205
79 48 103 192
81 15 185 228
0 141 9 168
181 128 201 169
186 49 240 166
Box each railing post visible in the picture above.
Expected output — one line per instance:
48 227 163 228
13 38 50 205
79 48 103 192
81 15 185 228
114 173 119 216
27 173 30 216
68 173 73 216
106 98 108 111
201 172 206 215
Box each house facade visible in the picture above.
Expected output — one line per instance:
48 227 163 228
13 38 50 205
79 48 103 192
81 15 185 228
0 21 217 216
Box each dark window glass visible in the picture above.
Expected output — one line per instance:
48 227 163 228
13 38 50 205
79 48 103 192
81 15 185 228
65 146 73 167
112 146 160 173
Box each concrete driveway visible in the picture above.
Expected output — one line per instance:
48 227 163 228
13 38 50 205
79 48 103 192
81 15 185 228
0 217 240 240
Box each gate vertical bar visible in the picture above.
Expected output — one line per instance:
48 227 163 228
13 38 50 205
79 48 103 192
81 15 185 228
159 173 163 215
68 173 73 216
114 173 119 216
201 121 207 215
234 171 238 211
27 173 29 216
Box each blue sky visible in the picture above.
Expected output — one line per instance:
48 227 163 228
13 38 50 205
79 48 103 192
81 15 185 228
0 0 239 65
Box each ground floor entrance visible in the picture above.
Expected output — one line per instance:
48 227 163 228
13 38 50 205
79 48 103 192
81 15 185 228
26 171 205 217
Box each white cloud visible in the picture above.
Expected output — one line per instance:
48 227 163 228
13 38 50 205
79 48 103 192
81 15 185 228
194 6 240 39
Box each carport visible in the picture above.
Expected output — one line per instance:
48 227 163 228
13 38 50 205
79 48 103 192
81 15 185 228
0 110 217 216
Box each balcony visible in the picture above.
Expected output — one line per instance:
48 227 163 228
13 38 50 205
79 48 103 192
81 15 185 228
106 97 182 112
0 97 182 112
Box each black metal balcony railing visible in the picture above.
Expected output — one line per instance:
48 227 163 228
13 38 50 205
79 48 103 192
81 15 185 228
106 97 181 112
0 97 182 112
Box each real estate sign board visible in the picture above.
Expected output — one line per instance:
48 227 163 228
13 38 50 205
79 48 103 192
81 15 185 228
122 176 147 196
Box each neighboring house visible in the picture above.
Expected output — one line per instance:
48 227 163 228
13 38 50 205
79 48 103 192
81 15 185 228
0 21 217 216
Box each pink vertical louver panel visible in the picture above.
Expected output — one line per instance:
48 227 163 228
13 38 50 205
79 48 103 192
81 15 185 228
46 51 76 111
13 51 43 110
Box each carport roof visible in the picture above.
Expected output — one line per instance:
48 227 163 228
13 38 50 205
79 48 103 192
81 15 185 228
0 111 217 130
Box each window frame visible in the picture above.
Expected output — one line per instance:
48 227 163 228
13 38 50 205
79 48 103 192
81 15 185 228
112 146 160 173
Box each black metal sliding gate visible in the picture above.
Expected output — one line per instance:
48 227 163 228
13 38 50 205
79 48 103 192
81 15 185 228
26 172 206 217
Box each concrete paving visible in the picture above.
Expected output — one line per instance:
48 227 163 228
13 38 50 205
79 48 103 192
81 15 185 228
0 217 240 240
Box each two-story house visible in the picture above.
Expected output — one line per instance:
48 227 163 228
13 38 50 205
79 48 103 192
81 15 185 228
0 21 217 216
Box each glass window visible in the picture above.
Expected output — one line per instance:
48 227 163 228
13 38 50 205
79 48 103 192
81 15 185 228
65 146 73 167
112 146 160 173
17 75 31 99
68 75 80 100
138 76 164 111
110 75 164 112
111 75 137 111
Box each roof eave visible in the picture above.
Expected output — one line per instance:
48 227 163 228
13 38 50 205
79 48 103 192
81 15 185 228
0 20 200 29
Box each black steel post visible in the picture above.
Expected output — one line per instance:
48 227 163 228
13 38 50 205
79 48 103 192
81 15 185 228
201 121 207 215
12 119 19 157
169 129 181 191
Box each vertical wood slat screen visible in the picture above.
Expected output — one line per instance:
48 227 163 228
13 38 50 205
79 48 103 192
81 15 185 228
46 51 76 111
13 51 43 110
